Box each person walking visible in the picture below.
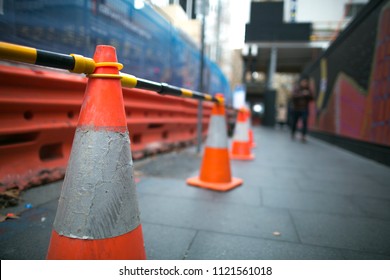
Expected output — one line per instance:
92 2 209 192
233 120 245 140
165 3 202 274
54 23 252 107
291 76 313 142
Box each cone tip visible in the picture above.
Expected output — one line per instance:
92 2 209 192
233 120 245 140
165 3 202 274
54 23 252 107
93 45 118 63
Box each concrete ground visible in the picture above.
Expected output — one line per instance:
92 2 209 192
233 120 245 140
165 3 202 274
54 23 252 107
1 127 390 260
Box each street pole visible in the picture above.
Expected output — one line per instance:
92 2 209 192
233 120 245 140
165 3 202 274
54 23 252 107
267 47 278 90
196 0 206 154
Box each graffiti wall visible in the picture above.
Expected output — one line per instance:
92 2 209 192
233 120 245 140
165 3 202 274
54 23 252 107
306 0 390 147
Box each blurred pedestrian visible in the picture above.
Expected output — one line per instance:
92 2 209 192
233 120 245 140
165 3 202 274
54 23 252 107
291 76 313 142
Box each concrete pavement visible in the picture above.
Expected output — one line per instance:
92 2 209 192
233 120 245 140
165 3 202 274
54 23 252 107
1 127 389 259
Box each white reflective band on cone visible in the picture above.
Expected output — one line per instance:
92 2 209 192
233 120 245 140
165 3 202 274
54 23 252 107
233 122 249 142
53 128 140 240
205 115 228 148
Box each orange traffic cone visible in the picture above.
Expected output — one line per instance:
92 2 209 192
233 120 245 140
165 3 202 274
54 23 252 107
246 108 256 148
46 45 146 259
230 108 255 160
187 94 243 191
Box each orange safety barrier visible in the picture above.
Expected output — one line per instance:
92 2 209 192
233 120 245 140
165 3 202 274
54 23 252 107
0 64 213 191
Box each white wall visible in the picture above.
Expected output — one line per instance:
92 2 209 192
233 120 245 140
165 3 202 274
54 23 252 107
228 0 251 48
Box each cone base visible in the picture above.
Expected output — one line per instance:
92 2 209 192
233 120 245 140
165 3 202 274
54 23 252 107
47 225 146 260
230 153 255 161
186 176 243 192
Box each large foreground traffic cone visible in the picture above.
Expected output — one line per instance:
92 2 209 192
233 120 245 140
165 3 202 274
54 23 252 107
230 108 255 160
187 94 243 191
46 46 146 259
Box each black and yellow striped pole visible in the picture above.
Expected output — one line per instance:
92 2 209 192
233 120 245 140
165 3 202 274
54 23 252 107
0 42 224 104
0 42 96 74
120 73 220 103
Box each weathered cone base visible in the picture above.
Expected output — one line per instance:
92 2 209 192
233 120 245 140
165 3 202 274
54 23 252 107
47 225 146 260
186 176 243 192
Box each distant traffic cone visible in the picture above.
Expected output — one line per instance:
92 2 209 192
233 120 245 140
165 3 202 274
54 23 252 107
46 46 146 259
246 108 256 148
249 129 256 148
187 94 243 191
230 108 255 160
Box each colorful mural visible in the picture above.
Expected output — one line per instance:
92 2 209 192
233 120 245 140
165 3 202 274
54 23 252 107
308 1 390 147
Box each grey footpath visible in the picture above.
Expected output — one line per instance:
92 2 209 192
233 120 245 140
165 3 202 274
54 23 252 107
1 127 389 260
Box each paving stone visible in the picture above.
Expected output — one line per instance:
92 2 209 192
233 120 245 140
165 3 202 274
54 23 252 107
262 189 362 215
137 177 216 202
350 196 390 220
134 150 201 180
137 177 261 206
143 223 196 260
297 178 390 199
367 172 390 187
138 194 299 242
230 162 274 177
303 170 380 186
339 249 390 260
0 200 57 259
290 210 390 255
0 181 62 216
186 231 343 260
209 183 261 206
271 167 308 180
258 177 301 191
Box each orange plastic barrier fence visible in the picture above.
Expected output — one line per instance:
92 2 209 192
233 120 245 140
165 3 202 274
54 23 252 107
0 64 213 191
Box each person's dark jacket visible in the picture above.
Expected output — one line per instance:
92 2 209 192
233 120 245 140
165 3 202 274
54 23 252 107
292 85 313 112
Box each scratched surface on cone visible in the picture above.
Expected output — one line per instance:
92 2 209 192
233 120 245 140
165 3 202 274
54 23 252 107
205 116 228 148
53 128 140 239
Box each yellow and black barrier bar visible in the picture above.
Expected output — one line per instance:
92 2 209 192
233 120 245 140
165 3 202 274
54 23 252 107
0 42 223 104
120 73 218 102
133 78 218 102
0 42 96 74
